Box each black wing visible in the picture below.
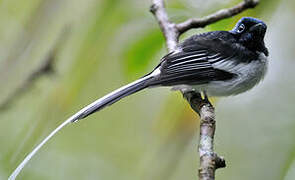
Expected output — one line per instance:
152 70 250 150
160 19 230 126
148 31 237 86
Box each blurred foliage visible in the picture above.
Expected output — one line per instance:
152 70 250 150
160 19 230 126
0 0 295 180
123 29 164 78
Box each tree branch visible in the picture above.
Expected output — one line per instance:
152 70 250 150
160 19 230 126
150 0 179 52
0 27 70 111
176 0 259 33
150 0 259 179
184 92 226 179
0 51 55 111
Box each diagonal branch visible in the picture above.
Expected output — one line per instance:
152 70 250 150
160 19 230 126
0 27 70 111
150 0 259 179
0 53 54 111
176 0 259 33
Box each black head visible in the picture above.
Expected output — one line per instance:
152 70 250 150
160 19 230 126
231 17 268 56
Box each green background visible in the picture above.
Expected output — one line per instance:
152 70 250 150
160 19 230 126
1 0 295 179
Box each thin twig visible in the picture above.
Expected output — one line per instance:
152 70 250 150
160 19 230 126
0 52 54 111
176 0 259 33
0 27 70 111
150 0 259 179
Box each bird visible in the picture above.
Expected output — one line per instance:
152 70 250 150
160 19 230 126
73 17 268 120
9 17 268 179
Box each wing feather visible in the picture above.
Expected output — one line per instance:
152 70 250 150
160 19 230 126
166 63 211 74
149 49 234 86
170 53 207 63
168 57 207 68
165 50 207 62
147 31 240 87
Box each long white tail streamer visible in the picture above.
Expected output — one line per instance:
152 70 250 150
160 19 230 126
8 117 72 180
8 72 158 180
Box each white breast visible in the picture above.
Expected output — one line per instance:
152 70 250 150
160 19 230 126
201 52 268 96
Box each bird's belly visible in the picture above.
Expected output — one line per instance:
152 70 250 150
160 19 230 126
186 54 268 96
204 74 263 96
205 56 268 96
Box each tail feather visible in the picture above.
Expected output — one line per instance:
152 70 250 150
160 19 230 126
8 74 154 180
74 75 152 121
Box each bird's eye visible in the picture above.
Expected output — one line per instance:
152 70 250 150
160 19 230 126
237 24 245 33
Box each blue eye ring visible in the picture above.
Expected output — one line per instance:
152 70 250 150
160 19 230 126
237 24 245 33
